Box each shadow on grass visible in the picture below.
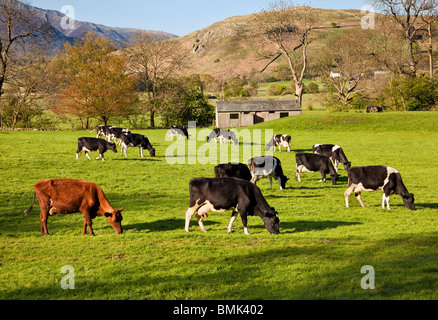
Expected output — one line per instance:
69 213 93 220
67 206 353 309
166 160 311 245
124 218 220 233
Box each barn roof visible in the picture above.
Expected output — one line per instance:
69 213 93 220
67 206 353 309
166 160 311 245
216 100 300 113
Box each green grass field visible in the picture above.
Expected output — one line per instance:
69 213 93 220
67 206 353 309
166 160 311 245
0 111 437 300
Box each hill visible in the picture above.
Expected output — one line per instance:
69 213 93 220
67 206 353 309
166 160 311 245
176 8 368 78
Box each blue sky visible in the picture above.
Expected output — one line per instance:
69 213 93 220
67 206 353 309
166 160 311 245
31 0 370 36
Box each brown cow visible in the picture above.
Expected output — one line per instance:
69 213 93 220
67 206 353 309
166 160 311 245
24 179 124 236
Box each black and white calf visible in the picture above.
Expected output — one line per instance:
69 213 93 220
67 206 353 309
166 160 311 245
312 144 351 172
185 177 280 235
295 153 340 185
248 156 289 190
214 163 252 181
76 137 117 161
344 166 415 210
120 133 156 157
207 128 238 145
169 125 189 140
265 134 291 153
95 125 111 140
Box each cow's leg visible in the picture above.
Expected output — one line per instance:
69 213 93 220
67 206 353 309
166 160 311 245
278 177 283 190
36 194 50 235
344 184 356 208
269 177 273 189
228 211 238 233
139 147 144 158
85 152 91 160
82 214 95 236
239 213 250 235
355 192 366 208
319 170 327 183
382 193 391 210
295 166 301 182
196 205 211 233
185 200 201 232
287 145 290 154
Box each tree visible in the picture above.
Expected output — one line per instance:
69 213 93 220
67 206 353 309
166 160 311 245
373 0 428 77
0 43 58 128
0 0 51 98
251 1 320 106
125 31 187 128
56 32 137 128
318 28 374 110
419 0 438 78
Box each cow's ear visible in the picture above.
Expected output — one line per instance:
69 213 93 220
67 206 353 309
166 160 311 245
119 206 125 212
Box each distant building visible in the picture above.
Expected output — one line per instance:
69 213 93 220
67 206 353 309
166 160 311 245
215 100 301 128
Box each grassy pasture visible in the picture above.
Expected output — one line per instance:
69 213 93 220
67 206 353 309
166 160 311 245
0 111 437 300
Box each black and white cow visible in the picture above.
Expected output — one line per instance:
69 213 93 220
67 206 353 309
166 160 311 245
265 134 291 153
214 163 252 181
107 126 131 145
344 166 415 210
248 156 289 190
295 153 340 185
312 144 351 172
185 177 280 235
120 133 156 157
76 137 117 161
207 128 238 145
95 125 111 140
169 125 189 140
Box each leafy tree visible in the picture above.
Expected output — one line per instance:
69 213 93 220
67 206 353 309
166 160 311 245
55 32 137 128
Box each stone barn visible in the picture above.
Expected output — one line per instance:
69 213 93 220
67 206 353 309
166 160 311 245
215 100 301 128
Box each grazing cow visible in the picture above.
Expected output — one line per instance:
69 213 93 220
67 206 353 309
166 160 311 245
214 163 252 181
24 179 125 235
248 156 289 190
185 177 280 235
107 126 131 145
207 128 238 145
312 144 351 172
120 133 156 157
265 134 291 153
95 125 111 139
295 153 340 185
76 137 117 161
169 125 190 140
344 166 415 210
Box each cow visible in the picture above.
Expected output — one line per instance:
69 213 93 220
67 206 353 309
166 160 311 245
265 134 291 153
95 125 112 140
169 125 190 140
207 128 238 145
76 137 117 161
248 156 289 190
120 133 156 157
295 153 340 185
185 177 280 235
24 179 125 236
107 126 131 145
344 166 415 210
312 144 351 172
214 163 252 181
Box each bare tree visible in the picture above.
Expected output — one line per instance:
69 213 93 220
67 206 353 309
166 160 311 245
250 1 320 106
0 0 51 97
373 0 428 77
419 0 438 77
125 32 187 128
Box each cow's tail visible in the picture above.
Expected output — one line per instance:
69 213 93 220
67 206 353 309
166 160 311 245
24 192 36 216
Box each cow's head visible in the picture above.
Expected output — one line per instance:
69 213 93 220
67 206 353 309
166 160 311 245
262 208 280 234
330 173 340 185
105 206 124 234
402 193 416 211
280 176 289 189
109 143 117 153
343 161 352 171
149 148 156 157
